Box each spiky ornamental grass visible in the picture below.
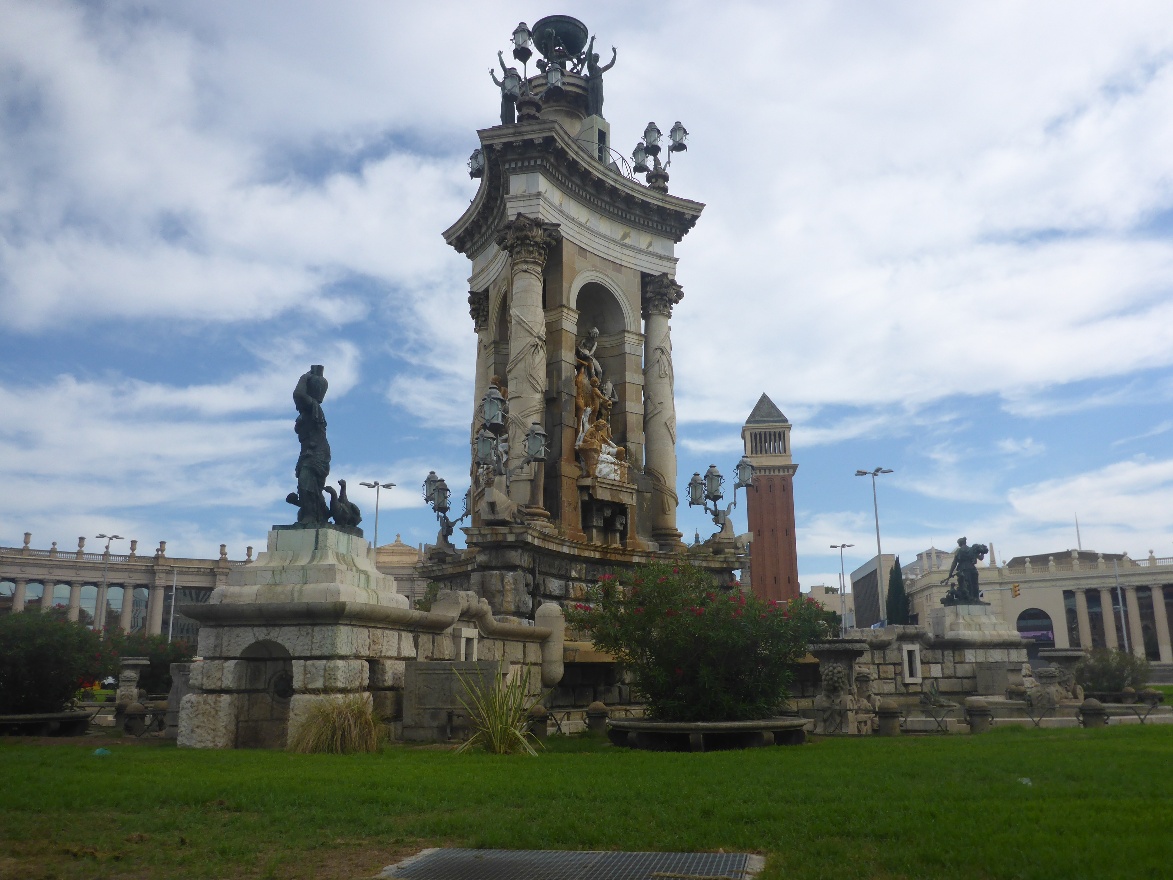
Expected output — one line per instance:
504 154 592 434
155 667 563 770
286 695 383 754
455 663 544 755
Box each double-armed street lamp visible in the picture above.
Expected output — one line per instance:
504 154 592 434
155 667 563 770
854 467 893 622
688 457 755 539
95 533 124 632
422 471 472 551
358 480 396 549
830 543 855 630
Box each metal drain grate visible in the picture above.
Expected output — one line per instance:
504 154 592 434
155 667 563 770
380 848 763 880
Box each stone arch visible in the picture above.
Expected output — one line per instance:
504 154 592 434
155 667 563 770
569 269 635 334
1016 607 1055 662
234 640 294 749
491 286 510 385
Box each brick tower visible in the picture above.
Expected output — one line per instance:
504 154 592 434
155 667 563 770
741 394 800 601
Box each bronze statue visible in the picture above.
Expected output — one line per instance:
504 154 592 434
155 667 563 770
584 36 616 117
286 365 331 526
942 536 989 603
490 51 521 125
324 480 362 529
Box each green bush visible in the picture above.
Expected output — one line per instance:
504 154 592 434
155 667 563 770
287 695 383 754
0 614 108 714
565 560 837 722
1075 648 1150 693
101 631 194 694
456 663 543 755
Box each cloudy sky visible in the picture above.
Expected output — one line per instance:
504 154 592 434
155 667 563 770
2 1 1172 591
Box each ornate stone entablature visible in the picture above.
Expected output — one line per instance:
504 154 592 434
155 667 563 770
495 213 562 276
444 121 703 260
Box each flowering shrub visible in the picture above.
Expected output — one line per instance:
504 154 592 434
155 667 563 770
566 561 837 722
0 614 107 714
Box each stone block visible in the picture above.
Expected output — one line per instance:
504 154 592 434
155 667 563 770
929 664 943 679
311 626 357 657
415 635 434 660
296 659 327 691
544 578 568 597
198 660 225 691
938 678 965 693
963 650 977 663
370 659 406 689
524 641 542 663
955 663 975 678
196 628 221 658
323 659 366 691
371 689 402 722
974 663 1008 696
504 641 525 663
177 693 238 749
874 680 896 695
397 632 416 659
430 635 456 661
351 627 372 656
478 639 502 661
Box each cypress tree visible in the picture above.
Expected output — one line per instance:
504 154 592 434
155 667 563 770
886 556 909 625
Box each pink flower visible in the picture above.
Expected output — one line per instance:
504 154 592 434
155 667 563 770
733 609 743 618
600 573 615 582
634 607 644 614
672 567 679 574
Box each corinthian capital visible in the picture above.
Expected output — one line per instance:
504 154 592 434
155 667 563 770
496 213 562 272
642 273 684 318
468 290 489 331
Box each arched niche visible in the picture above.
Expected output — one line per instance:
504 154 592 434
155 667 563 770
235 640 293 749
1016 607 1056 661
573 278 631 425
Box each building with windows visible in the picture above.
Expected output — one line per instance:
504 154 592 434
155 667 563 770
849 554 897 628
901 546 1173 669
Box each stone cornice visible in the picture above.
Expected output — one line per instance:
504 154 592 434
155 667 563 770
444 120 705 259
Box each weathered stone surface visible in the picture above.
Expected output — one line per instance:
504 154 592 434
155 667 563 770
178 693 238 748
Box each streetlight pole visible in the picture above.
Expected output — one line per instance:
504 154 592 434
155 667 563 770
358 481 396 549
95 533 124 633
830 543 854 631
855 467 893 624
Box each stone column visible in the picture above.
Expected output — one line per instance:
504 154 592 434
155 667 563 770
39 581 56 611
1123 586 1146 658
468 290 492 445
11 579 26 613
496 213 561 512
118 585 136 632
67 582 82 623
641 273 685 547
1099 588 1119 650
146 583 165 636
1150 585 1173 663
1074 589 1093 650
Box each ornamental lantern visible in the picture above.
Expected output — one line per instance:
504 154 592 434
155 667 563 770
668 121 689 152
433 478 451 514
480 385 507 435
643 122 662 155
423 470 441 504
512 22 532 56
475 427 496 466
545 63 564 91
632 142 649 174
704 464 724 501
524 421 549 462
468 149 485 179
735 455 754 489
688 472 706 507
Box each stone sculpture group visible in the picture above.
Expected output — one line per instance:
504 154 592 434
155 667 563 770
285 365 362 530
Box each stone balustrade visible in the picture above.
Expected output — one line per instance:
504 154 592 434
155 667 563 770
0 532 251 637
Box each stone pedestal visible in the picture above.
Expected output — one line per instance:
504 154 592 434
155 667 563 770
177 525 564 749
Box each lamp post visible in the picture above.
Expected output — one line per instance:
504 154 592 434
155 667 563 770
831 543 855 631
423 472 471 554
631 120 688 192
358 480 396 549
687 456 754 540
855 467 893 624
472 383 548 489
95 533 124 633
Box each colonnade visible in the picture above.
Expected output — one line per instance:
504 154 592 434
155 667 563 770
1068 583 1173 662
2 578 171 635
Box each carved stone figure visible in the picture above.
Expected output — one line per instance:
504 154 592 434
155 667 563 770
942 536 989 603
813 661 853 735
286 365 331 526
853 669 879 734
584 36 616 117
575 327 602 381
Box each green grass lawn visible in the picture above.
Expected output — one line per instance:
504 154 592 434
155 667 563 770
1 726 1171 880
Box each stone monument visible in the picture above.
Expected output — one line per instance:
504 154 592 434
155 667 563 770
425 13 738 623
178 366 565 748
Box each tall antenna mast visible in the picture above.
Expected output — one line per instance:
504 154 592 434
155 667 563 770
1075 513 1082 552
